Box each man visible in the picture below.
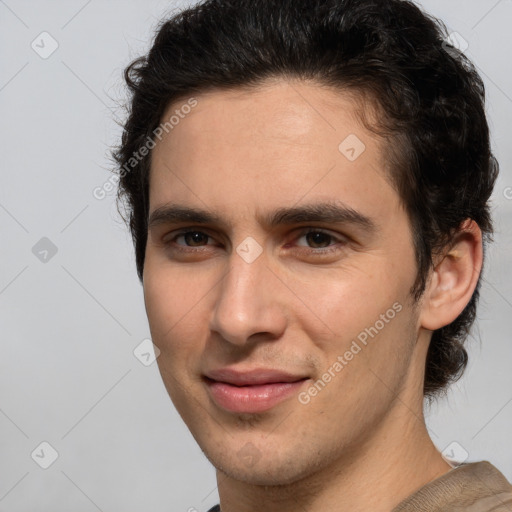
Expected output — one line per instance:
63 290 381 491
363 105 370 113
113 0 512 510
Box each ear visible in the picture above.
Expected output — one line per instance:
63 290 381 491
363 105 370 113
420 219 483 331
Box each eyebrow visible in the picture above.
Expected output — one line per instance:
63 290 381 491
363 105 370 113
147 201 377 235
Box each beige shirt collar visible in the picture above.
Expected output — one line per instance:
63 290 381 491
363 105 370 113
392 461 512 512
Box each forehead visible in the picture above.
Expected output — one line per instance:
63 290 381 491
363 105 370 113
157 79 377 152
148 78 398 223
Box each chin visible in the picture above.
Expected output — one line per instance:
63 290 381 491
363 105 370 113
201 442 318 487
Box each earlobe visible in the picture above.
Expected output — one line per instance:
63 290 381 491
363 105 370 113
420 219 483 331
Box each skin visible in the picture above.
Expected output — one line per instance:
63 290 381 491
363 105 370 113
143 78 482 512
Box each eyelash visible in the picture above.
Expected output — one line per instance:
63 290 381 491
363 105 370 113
163 228 347 256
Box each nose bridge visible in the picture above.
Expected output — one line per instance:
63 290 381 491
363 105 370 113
210 247 286 345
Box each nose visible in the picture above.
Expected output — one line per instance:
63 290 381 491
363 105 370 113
209 247 288 346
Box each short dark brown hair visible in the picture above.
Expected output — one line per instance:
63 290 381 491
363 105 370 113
113 0 498 400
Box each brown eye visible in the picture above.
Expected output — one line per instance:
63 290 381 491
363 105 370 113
163 230 216 252
178 231 210 247
296 229 341 249
302 231 334 248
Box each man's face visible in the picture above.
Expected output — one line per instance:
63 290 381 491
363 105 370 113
143 79 425 485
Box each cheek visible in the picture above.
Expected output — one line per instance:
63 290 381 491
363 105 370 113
143 262 208 357
144 250 207 318
301 303 415 438
144 269 209 410
295 263 399 337
295 264 415 391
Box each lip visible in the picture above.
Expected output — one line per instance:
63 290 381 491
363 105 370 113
203 367 309 413
204 367 308 386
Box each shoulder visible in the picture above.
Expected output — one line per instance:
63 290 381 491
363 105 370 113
393 461 512 512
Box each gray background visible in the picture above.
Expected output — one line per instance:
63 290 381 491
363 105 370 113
1 0 511 510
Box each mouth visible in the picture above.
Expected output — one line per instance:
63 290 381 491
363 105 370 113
203 367 309 413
